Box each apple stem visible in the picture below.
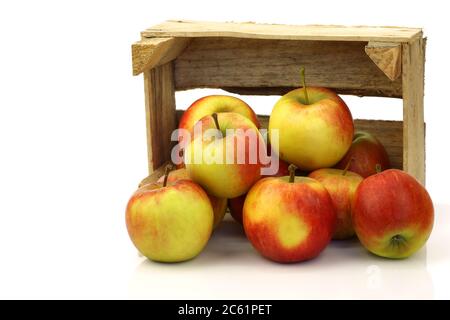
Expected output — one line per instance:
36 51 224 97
288 164 297 183
162 164 174 187
212 113 220 131
342 157 354 176
375 163 382 174
300 66 310 105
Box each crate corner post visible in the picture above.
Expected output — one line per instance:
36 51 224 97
402 37 426 185
143 62 177 174
132 36 190 176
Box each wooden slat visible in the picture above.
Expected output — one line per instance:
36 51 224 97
402 38 426 184
173 38 402 98
144 62 177 173
132 37 189 75
143 20 422 43
175 110 404 170
365 42 402 81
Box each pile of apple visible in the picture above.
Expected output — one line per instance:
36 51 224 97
126 69 434 264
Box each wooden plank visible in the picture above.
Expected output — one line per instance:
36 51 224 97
175 110 403 170
144 62 177 173
365 42 402 81
402 38 425 184
132 37 189 75
221 87 395 98
174 37 402 98
143 20 422 43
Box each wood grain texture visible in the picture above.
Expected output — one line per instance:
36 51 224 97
143 20 422 43
365 42 402 81
144 63 177 173
402 38 425 185
175 110 404 170
132 37 189 75
173 37 402 98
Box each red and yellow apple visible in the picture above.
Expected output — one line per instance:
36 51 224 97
179 95 260 140
352 169 434 259
228 157 289 225
243 166 336 263
156 168 227 228
185 112 264 198
126 172 213 262
269 77 354 171
176 95 260 168
336 131 390 178
309 168 363 239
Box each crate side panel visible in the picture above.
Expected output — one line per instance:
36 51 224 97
174 38 402 98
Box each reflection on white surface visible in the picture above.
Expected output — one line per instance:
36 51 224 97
128 205 445 299
0 204 443 298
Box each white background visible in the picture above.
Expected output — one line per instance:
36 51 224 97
0 0 449 299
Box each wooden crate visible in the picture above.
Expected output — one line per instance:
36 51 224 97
132 20 426 185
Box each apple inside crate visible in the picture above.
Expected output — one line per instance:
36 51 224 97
132 20 426 185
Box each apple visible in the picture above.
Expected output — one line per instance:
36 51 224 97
268 68 354 171
176 95 260 168
308 166 363 239
228 195 246 225
184 112 264 198
126 166 214 262
178 95 260 147
335 131 390 178
352 169 434 259
155 168 227 228
243 165 336 263
228 157 289 225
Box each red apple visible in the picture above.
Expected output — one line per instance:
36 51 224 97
352 169 434 259
228 195 246 225
308 168 363 239
126 167 214 262
268 68 354 171
155 168 227 229
184 112 264 198
243 165 336 263
335 131 390 178
228 157 289 225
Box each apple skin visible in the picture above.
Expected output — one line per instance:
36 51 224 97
179 95 260 138
308 168 363 240
126 180 213 262
228 158 289 225
156 168 227 229
335 131 390 178
243 176 336 263
268 87 354 171
352 169 434 259
185 112 264 198
228 195 246 225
